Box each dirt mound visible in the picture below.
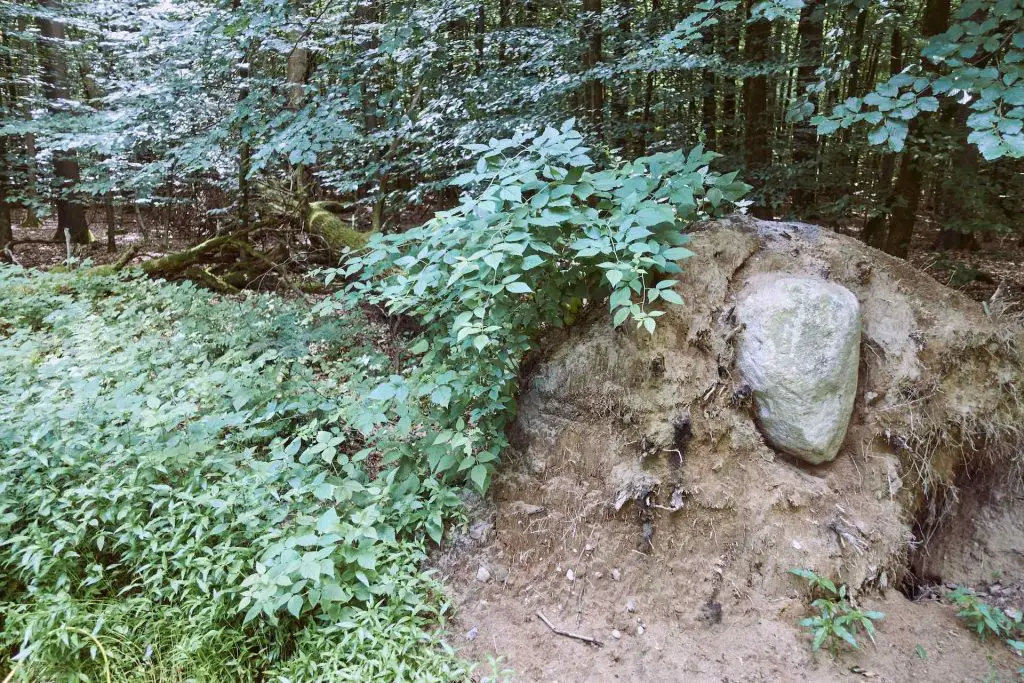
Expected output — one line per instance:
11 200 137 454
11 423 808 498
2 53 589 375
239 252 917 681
439 217 1024 681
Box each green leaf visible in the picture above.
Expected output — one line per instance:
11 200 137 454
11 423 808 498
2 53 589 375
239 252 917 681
660 289 684 305
470 464 488 491
606 270 623 287
662 246 695 261
521 255 545 270
505 281 533 294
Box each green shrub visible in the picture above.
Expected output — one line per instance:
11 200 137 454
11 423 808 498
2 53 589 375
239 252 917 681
948 587 1024 649
0 266 466 681
790 568 885 653
327 120 748 491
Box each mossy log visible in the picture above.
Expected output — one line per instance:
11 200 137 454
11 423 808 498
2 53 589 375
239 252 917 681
137 234 243 276
308 201 372 252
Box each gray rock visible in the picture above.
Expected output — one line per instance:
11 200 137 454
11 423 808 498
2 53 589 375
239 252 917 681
476 565 491 583
735 275 861 464
465 627 479 641
469 521 493 542
611 568 621 582
625 598 637 613
491 565 509 583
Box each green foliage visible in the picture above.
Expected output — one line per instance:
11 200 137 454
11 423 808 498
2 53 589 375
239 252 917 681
790 568 885 653
325 122 748 490
813 0 1024 159
948 587 1024 648
0 265 467 680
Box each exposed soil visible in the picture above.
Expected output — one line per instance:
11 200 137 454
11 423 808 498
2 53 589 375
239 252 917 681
436 217 1024 682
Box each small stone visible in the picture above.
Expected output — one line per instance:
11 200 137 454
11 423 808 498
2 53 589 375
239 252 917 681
469 522 493 542
465 627 479 641
792 540 802 550
612 629 622 639
593 571 604 579
476 565 491 583
492 565 509 583
611 568 621 582
566 569 575 582
584 543 595 552
637 625 645 636
625 598 637 613
510 501 547 516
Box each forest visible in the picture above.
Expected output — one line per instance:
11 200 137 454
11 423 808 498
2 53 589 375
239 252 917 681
1 0 1023 680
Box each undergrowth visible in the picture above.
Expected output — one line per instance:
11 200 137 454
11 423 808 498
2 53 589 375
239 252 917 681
0 267 465 681
790 568 885 654
948 587 1024 658
1 123 747 680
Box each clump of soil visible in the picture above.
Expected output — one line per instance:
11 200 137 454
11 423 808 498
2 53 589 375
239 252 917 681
438 217 1024 681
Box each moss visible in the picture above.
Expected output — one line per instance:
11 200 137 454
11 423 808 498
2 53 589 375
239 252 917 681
308 202 371 252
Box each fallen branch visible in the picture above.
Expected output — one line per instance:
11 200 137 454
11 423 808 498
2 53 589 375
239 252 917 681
535 611 603 647
136 227 257 277
112 244 139 271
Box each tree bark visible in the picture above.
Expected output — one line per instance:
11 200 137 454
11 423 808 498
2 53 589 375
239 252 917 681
790 0 824 211
701 25 717 150
743 0 771 217
883 0 950 258
286 10 312 234
36 0 91 244
863 23 903 248
474 3 485 76
0 31 13 249
581 0 604 138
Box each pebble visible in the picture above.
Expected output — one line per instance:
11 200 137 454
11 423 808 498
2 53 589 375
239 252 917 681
469 522 493 542
492 565 509 583
625 598 637 613
593 571 604 579
611 568 621 582
637 625 645 636
476 565 491 583
566 568 575 581
465 627 478 641
612 629 622 639
584 543 595 552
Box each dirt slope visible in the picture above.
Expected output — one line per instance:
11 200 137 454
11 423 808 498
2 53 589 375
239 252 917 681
437 217 1024 682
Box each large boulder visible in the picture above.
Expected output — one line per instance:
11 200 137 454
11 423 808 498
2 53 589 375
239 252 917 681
734 274 861 464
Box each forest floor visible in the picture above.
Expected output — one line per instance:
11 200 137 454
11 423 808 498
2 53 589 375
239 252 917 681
7 209 1023 313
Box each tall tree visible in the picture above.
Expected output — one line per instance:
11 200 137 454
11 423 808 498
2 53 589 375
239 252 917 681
743 0 771 217
35 0 91 244
790 0 825 210
883 0 951 257
581 0 604 137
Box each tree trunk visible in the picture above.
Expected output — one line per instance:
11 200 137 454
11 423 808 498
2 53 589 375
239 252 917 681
581 0 604 138
286 13 312 234
474 4 485 76
862 23 903 248
498 0 509 64
104 194 116 251
0 131 11 250
790 0 824 212
721 7 740 156
0 32 13 249
743 0 771 217
701 24 717 150
883 0 950 258
36 0 91 244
